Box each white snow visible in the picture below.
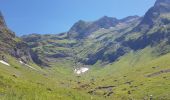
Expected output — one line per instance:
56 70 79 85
19 60 24 64
74 67 89 75
0 60 10 66
25 64 37 70
19 60 37 71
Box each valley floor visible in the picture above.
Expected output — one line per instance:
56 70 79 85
0 48 170 100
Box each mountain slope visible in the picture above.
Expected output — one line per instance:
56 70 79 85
22 15 141 65
68 16 140 39
68 16 120 39
0 12 33 64
117 0 170 54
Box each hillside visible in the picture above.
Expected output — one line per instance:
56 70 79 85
0 0 170 99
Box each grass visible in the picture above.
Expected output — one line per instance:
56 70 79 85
0 46 170 100
0 54 104 100
78 46 170 99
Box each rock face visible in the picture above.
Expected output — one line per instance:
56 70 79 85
135 0 170 31
0 11 7 28
0 12 36 64
155 0 170 8
118 0 170 51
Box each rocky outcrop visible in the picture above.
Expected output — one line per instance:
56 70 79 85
0 11 39 64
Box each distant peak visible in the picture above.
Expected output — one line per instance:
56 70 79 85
100 16 113 19
73 20 90 27
152 0 170 13
0 11 4 20
96 16 118 25
155 0 170 5
125 15 140 19
102 15 108 18
121 15 140 20
0 11 3 17
77 20 86 23
120 15 141 23
0 11 7 27
98 16 117 21
154 0 170 7
72 20 89 28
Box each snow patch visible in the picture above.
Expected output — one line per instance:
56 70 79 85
74 67 89 75
25 64 37 70
0 60 10 66
19 60 37 71
19 60 24 64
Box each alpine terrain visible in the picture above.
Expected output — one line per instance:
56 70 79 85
0 0 170 99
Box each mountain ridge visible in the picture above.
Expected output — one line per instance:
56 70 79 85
68 15 140 39
21 0 170 66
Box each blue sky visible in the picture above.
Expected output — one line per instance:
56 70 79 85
0 0 156 35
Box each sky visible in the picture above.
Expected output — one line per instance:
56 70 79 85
0 0 156 36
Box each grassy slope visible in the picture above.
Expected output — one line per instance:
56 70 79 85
79 47 170 100
0 46 170 100
0 55 103 100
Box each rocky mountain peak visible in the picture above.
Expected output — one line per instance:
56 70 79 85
0 11 4 19
155 0 170 6
67 20 90 38
94 16 118 29
134 0 170 32
120 15 140 23
68 16 120 39
0 11 7 27
69 20 89 33
154 0 170 13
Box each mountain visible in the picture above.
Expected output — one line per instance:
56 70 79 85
117 0 170 52
133 0 170 32
68 16 140 39
22 15 141 65
0 12 35 64
23 3 170 65
0 0 170 99
68 16 119 39
0 11 7 28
